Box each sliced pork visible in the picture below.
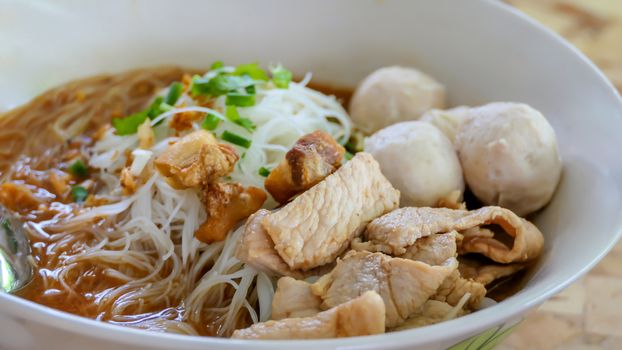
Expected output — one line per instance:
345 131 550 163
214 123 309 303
365 206 543 264
311 250 457 328
262 153 400 270
231 291 385 339
458 257 527 286
399 232 460 265
235 210 303 278
271 277 322 320
265 130 345 203
432 270 486 309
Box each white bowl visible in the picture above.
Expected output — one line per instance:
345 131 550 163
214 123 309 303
1 0 622 349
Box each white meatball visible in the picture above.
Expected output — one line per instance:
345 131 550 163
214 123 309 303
421 106 471 144
349 66 446 134
365 121 464 207
456 102 562 216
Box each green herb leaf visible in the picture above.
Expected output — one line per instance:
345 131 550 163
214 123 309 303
221 130 251 148
226 93 255 107
164 82 183 105
225 106 240 121
258 167 271 177
146 97 165 119
201 113 221 131
210 60 224 70
235 118 256 132
191 74 255 97
68 159 88 177
345 151 354 161
233 63 268 80
112 111 149 135
71 186 88 203
271 65 292 89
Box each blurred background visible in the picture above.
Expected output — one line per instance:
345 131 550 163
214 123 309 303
502 1 622 349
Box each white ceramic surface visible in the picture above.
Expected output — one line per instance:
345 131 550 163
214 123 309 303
1 0 621 349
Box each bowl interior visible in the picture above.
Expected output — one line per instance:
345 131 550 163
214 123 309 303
1 0 622 349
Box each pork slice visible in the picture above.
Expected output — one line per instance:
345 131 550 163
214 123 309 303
400 232 460 265
235 210 303 278
365 206 543 263
432 269 486 309
271 277 322 320
457 207 543 263
352 231 459 266
458 257 527 286
365 207 468 255
262 152 400 271
265 130 345 203
311 250 457 328
231 291 385 339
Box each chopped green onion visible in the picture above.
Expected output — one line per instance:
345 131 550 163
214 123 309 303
226 93 255 107
71 186 88 203
201 113 221 131
68 159 88 177
210 60 224 70
112 94 174 135
223 106 255 132
235 118 256 132
225 105 240 121
146 97 165 119
271 65 292 89
233 63 268 80
191 74 254 97
112 111 149 135
164 82 183 105
245 85 256 94
221 130 251 148
258 167 271 177
345 151 354 161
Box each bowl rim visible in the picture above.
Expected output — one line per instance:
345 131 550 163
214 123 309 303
1 0 622 348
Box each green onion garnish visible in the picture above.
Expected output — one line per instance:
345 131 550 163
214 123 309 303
271 65 292 89
233 63 268 81
226 93 255 107
164 82 183 105
221 130 251 148
146 97 165 119
112 111 149 135
71 186 88 203
235 118 256 132
245 85 256 94
68 159 88 177
226 106 240 121
201 113 221 131
224 106 255 132
345 151 354 161
191 74 255 97
210 60 224 70
258 167 271 177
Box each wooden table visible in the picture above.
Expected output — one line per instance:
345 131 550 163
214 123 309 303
501 1 622 349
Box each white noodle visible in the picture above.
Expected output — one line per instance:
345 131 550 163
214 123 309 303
44 67 354 335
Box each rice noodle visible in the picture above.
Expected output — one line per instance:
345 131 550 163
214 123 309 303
3 65 352 336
